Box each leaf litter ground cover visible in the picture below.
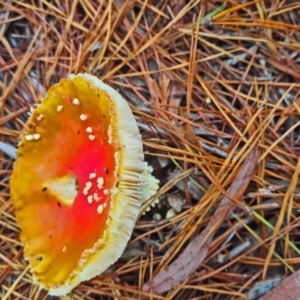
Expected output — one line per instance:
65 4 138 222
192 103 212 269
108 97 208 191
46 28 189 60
1 1 300 299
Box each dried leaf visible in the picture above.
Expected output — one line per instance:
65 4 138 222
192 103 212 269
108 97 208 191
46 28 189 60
258 269 300 300
143 146 259 295
247 278 281 300
167 194 183 213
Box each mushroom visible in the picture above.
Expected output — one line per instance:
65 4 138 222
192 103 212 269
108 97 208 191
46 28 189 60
10 73 159 296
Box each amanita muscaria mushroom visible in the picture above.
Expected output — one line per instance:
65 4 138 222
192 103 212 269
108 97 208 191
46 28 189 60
10 73 159 296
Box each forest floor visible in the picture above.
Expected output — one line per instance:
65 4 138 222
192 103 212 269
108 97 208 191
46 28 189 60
1 1 300 299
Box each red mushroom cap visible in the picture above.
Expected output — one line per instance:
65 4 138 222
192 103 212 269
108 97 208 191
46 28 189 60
10 73 159 295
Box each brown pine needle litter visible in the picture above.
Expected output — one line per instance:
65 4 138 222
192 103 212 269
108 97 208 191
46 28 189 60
1 0 300 299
